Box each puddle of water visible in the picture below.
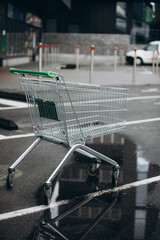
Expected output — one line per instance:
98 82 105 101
33 184 160 240
34 192 121 240
33 133 160 240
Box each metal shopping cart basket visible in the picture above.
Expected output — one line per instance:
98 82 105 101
7 68 128 204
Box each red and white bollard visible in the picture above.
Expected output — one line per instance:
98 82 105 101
75 45 80 70
44 44 49 67
106 47 110 66
152 50 156 73
106 47 110 56
119 47 124 65
38 42 42 71
90 45 95 84
51 45 55 67
114 47 118 71
55 45 60 68
132 48 137 84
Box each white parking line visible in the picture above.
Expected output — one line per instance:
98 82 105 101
0 133 34 140
0 96 160 111
0 117 160 141
0 98 27 110
0 175 160 222
0 134 6 140
142 88 160 93
127 95 160 101
0 106 27 110
126 117 160 125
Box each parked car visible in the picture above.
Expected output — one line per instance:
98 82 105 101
126 41 160 65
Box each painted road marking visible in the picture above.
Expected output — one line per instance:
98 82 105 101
127 95 160 101
0 133 34 140
0 117 160 141
154 101 160 105
142 88 160 93
0 98 27 110
0 106 27 110
0 175 160 222
0 134 6 140
126 117 160 126
0 96 160 110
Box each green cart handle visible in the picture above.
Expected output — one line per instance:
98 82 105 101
9 68 58 78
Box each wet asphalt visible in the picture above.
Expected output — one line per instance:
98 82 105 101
0 64 160 239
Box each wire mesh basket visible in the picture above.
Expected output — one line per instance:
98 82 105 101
19 71 127 146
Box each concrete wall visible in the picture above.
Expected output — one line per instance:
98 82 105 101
2 57 30 67
42 33 130 55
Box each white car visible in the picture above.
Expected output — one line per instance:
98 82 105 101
126 41 160 65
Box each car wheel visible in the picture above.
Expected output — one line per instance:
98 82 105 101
136 57 143 65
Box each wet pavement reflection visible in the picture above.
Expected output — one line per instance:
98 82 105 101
35 193 120 240
33 133 160 240
1 133 160 240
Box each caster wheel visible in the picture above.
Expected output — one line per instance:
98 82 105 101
7 169 15 188
44 184 52 205
112 167 119 187
86 163 99 177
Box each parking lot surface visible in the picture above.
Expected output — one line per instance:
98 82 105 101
0 63 160 239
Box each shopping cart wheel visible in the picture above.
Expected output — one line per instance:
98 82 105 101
44 183 52 205
112 167 119 187
7 168 15 188
86 163 99 177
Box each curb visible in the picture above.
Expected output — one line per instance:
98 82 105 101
0 117 18 130
0 91 26 102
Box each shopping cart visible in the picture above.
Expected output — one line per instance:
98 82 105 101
7 68 128 204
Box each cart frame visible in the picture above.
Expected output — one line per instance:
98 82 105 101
7 68 128 204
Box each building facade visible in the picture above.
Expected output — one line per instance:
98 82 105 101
0 0 43 63
0 0 160 64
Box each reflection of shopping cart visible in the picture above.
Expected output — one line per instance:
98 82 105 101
34 193 118 240
7 68 128 204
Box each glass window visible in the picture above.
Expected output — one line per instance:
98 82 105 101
116 2 127 33
68 24 80 33
7 3 14 19
144 44 158 51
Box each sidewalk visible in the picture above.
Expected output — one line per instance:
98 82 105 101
0 62 160 96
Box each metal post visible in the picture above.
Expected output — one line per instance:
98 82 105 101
106 47 110 66
32 32 36 61
89 45 95 84
44 44 46 67
114 47 117 71
106 47 110 56
119 47 124 65
53 45 56 67
47 44 49 67
49 44 51 66
51 44 54 67
44 44 49 67
132 48 137 84
57 45 60 68
38 42 42 71
152 50 155 74
55 45 60 68
156 50 159 75
75 45 80 70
